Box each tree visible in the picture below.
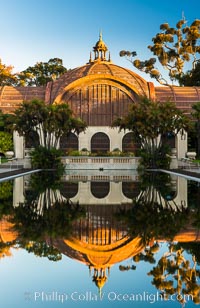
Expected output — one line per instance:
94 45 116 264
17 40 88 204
179 60 200 86
12 99 87 150
0 59 17 86
148 244 200 305
120 19 200 85
0 109 14 133
112 97 189 168
17 58 67 86
0 110 6 131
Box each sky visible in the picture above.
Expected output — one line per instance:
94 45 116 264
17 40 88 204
0 0 200 84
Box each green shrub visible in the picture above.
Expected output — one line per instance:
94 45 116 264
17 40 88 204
31 146 64 172
0 131 13 153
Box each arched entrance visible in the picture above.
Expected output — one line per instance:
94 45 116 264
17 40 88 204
91 132 110 154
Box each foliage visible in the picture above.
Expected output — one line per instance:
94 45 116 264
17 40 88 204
148 243 200 305
0 110 8 131
117 195 189 245
12 99 87 151
28 171 64 193
120 19 200 85
24 241 62 262
178 60 200 86
0 110 15 134
0 241 16 258
31 146 64 171
112 97 189 168
133 243 160 264
119 264 136 271
139 144 171 169
11 171 85 242
21 170 63 207
0 131 13 153
17 58 67 86
115 172 189 245
0 181 14 218
180 242 200 266
0 59 17 86
12 198 85 241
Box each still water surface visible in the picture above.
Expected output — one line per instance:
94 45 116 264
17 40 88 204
0 170 199 308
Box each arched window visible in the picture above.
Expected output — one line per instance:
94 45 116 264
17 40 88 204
25 131 39 148
122 132 140 154
122 182 141 199
91 182 110 198
64 84 133 126
60 132 78 154
60 182 78 199
91 132 110 153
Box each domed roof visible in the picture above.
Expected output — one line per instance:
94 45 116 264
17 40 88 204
48 60 151 104
44 33 153 104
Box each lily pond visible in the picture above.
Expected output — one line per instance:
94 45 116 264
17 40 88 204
0 169 199 308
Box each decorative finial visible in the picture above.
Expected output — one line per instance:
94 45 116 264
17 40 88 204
99 30 103 41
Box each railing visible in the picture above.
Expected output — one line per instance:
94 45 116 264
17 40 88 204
178 159 200 170
0 158 31 170
62 156 140 170
0 160 24 170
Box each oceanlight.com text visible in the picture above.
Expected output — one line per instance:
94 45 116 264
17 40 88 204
24 290 193 304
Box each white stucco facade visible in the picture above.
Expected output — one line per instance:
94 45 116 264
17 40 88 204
13 126 188 162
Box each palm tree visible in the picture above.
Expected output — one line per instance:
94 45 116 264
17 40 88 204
12 99 87 150
112 97 189 168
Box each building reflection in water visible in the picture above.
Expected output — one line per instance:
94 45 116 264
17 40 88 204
0 170 200 300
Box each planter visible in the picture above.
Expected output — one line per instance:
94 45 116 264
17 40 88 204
5 151 14 159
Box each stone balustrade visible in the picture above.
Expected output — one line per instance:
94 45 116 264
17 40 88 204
62 156 140 170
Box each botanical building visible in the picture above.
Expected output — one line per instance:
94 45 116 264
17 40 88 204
1 34 200 158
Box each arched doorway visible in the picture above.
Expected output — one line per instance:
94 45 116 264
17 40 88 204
91 132 110 154
60 132 78 154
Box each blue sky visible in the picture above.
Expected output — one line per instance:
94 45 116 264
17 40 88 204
0 0 200 83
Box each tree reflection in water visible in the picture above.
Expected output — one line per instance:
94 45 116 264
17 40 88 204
116 172 190 245
117 172 200 306
148 243 200 306
10 172 85 261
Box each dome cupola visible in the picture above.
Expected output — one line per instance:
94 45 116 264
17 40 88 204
90 32 111 62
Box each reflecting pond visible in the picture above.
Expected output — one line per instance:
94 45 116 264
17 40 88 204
0 170 199 308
